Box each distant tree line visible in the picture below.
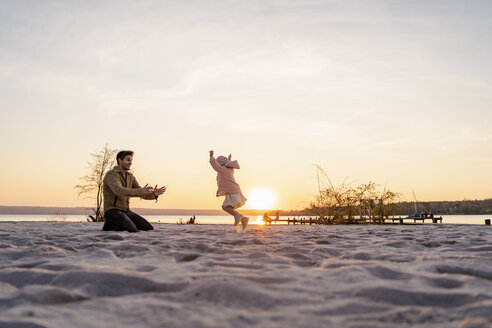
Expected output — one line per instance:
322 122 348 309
278 198 492 216
393 199 492 215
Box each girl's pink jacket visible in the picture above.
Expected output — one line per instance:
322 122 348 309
209 157 242 196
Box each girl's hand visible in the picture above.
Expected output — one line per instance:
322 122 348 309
228 154 232 160
209 150 214 158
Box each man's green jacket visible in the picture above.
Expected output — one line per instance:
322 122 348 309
103 166 156 213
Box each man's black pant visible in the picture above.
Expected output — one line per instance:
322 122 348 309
103 209 154 232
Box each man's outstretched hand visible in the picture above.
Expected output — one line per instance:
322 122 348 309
142 185 155 195
209 150 214 158
153 185 166 197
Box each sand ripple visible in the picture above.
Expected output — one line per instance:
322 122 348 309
0 222 491 327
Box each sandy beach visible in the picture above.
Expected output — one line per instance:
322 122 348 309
0 222 491 328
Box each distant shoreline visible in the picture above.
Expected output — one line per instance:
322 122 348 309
1 204 491 216
0 205 279 216
0 198 492 216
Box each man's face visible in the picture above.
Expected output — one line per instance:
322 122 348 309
119 155 133 171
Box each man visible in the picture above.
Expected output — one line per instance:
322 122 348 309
102 150 166 232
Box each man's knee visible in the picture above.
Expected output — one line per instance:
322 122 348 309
103 210 138 232
127 212 154 231
138 218 154 231
125 223 139 232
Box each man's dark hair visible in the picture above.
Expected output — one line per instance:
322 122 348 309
116 150 134 164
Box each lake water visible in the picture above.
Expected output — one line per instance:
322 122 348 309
0 214 490 225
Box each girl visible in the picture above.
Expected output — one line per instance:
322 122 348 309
209 150 249 231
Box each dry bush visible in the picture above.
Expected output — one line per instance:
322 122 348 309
75 144 118 222
311 165 400 224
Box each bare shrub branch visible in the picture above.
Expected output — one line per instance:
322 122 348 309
74 144 118 222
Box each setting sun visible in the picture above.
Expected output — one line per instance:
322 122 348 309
246 187 276 210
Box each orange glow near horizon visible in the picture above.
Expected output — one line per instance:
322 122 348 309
245 187 276 210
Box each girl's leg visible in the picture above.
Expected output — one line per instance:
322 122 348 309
222 205 242 225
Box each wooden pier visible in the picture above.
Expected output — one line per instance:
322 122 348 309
390 216 443 224
261 216 444 225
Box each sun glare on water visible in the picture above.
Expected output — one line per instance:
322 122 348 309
253 215 266 225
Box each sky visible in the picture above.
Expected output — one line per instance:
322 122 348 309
1 0 492 210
